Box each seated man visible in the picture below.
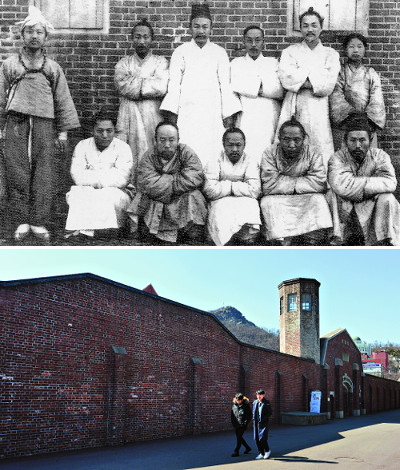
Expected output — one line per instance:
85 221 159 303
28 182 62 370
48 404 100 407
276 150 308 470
203 127 261 245
328 114 400 246
260 117 332 245
65 110 133 239
127 122 207 244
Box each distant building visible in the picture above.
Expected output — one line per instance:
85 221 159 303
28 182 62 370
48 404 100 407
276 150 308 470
353 337 372 355
354 336 389 376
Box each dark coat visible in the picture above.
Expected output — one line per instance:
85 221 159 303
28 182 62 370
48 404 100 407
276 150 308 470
253 398 272 440
231 398 252 429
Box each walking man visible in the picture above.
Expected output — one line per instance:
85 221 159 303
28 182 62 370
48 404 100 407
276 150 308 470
253 389 272 460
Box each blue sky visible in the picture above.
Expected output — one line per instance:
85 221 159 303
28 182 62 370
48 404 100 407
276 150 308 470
0 247 397 345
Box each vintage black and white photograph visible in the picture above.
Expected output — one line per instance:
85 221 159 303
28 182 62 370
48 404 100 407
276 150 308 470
0 0 399 246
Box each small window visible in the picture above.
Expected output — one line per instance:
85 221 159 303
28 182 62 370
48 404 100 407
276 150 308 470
302 294 311 311
288 0 369 35
33 0 109 33
288 294 297 312
342 353 349 362
280 296 284 315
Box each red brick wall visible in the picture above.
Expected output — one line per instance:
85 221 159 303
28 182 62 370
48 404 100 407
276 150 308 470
1 275 400 459
363 373 400 413
0 276 319 458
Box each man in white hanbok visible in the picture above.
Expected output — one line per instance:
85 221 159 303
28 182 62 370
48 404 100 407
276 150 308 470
277 7 340 167
115 19 168 179
65 111 133 239
160 3 240 167
204 128 261 246
231 26 284 164
328 114 400 246
261 117 332 246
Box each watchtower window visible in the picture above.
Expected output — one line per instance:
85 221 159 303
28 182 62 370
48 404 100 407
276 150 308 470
288 294 297 312
302 294 312 311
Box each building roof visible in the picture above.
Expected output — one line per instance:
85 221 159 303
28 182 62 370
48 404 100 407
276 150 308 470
142 284 158 295
321 328 346 339
278 278 321 288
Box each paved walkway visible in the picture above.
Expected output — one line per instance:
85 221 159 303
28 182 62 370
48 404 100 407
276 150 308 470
1 409 400 470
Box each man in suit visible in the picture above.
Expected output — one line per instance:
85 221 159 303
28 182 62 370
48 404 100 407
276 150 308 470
253 389 272 459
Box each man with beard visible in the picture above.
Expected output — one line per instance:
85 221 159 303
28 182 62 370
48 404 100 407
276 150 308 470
127 122 207 245
230 26 283 164
328 114 400 245
260 117 332 245
160 3 240 167
203 127 261 246
114 19 169 182
277 7 340 168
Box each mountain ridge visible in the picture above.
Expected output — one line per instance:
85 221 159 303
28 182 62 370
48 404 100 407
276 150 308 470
210 306 279 350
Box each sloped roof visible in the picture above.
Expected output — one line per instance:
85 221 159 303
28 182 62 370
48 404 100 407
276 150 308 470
321 328 346 339
142 284 158 295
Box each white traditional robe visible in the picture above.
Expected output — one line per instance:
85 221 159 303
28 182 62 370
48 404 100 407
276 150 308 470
277 41 340 167
328 147 400 245
260 143 332 240
160 39 241 167
115 52 169 172
66 137 133 231
231 54 284 163
204 151 261 245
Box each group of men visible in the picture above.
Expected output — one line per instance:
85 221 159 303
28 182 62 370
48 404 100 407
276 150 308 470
0 4 399 246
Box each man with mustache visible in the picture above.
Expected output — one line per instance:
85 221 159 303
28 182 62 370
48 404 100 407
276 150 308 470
328 114 400 245
160 3 240 168
127 122 207 245
277 7 340 168
204 127 261 245
230 26 284 164
260 116 332 246
114 19 169 183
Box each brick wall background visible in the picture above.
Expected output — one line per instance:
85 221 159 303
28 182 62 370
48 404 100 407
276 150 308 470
0 1 399 173
1 274 400 459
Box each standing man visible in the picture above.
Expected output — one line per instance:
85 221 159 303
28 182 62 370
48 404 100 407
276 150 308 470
127 122 207 245
277 7 340 167
0 6 80 242
231 26 284 164
160 3 240 167
328 114 400 246
115 19 169 181
65 110 133 240
253 389 272 460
